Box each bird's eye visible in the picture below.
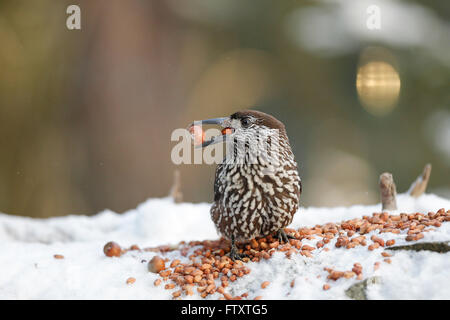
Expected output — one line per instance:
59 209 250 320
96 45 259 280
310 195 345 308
241 117 251 127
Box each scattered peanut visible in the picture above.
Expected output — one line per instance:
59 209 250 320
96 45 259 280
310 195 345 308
103 241 122 257
105 208 449 300
170 259 180 268
148 256 165 273
386 239 396 246
154 279 161 286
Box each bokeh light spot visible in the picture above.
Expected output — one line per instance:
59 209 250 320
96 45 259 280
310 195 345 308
356 48 401 116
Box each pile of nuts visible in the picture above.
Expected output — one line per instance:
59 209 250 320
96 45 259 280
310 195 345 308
103 208 449 299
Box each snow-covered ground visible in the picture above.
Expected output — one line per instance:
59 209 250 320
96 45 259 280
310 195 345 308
0 193 449 299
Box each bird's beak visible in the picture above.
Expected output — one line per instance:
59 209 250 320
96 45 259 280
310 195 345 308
197 117 228 126
188 117 234 148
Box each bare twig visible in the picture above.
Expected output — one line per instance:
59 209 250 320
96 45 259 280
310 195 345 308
408 164 432 198
379 172 397 210
169 169 183 203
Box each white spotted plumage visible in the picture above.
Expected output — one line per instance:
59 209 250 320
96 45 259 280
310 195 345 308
210 111 301 242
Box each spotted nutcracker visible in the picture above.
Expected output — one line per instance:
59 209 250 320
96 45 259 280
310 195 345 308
192 110 301 260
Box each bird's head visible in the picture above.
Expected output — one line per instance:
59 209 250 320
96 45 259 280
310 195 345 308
191 110 287 148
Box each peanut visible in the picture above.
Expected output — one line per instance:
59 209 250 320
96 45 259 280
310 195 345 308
386 239 395 246
126 277 136 285
148 256 165 273
103 241 122 257
170 260 180 268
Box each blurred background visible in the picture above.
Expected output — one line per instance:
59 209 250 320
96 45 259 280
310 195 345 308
0 0 449 218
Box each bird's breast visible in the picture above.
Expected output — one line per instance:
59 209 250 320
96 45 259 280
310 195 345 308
216 162 300 218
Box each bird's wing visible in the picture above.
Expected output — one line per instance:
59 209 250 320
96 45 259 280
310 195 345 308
213 164 224 202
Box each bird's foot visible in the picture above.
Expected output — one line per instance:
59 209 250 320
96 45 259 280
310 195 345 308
228 246 250 262
276 229 295 244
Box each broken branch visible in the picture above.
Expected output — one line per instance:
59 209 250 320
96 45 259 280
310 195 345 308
379 172 397 211
408 164 432 198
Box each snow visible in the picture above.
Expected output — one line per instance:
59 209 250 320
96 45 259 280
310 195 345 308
0 193 449 299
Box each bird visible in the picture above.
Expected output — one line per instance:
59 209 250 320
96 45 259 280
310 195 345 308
192 110 301 260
